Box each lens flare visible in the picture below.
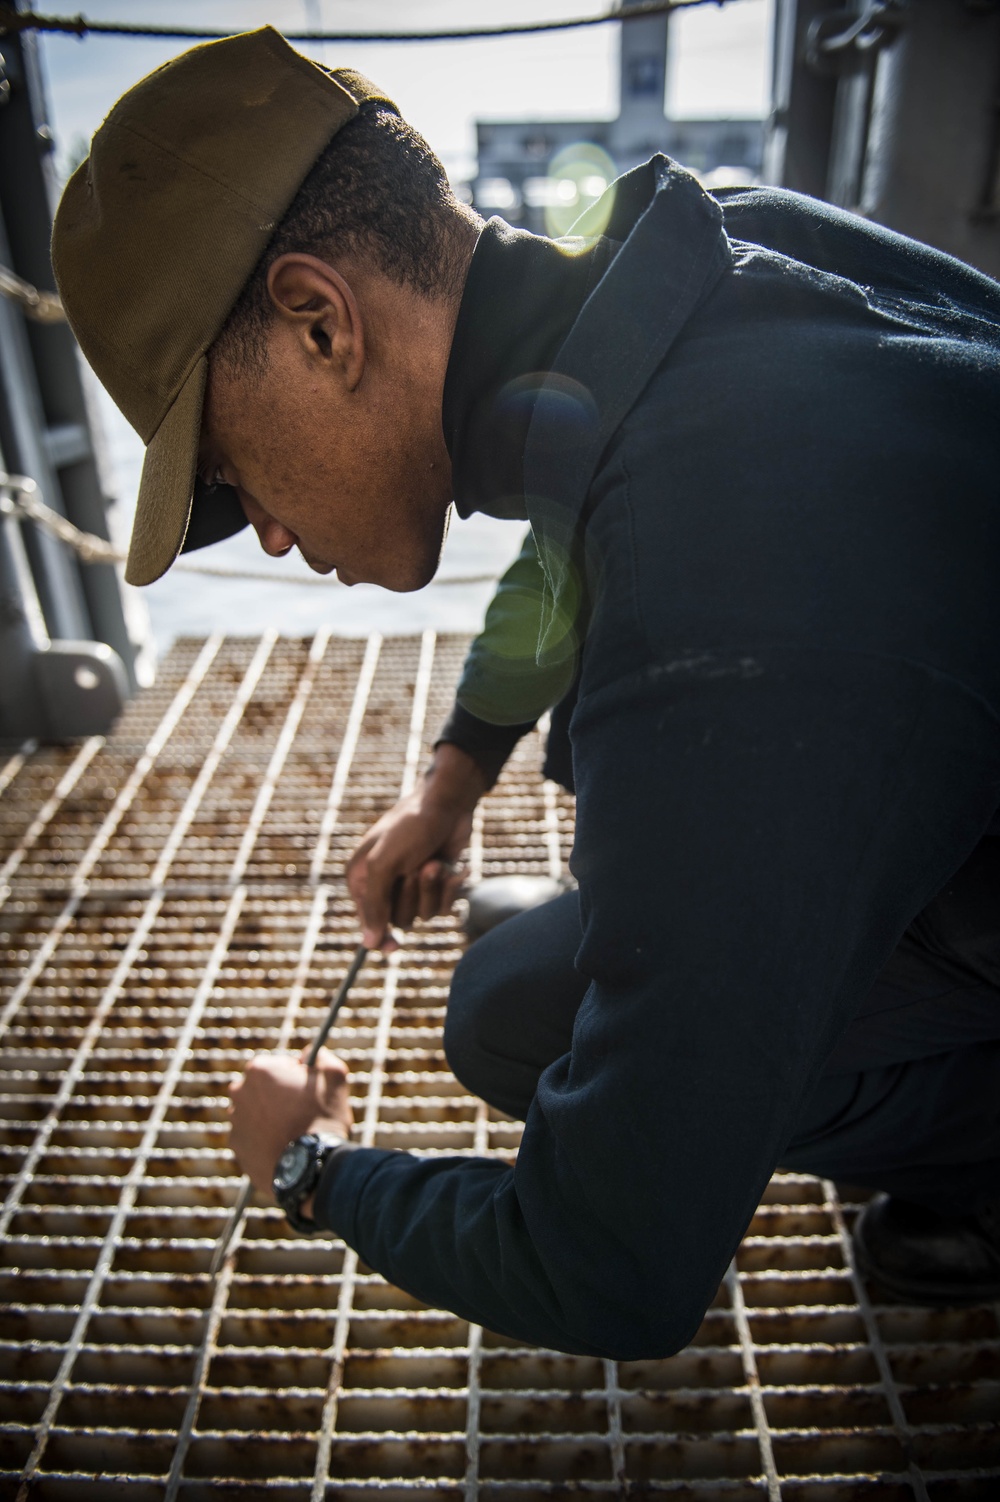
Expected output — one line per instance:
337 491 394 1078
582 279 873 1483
544 142 617 238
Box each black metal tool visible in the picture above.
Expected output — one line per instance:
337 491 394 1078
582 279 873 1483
209 942 368 1277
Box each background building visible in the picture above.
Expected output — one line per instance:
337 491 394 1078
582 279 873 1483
472 1 764 234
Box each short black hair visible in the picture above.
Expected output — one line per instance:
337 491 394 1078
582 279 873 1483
215 101 478 376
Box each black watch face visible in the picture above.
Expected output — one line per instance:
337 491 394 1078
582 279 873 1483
275 1140 310 1192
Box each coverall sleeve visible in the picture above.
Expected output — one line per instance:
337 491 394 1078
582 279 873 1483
315 647 998 1358
436 530 576 785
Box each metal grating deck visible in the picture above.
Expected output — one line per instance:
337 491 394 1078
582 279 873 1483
0 630 997 1501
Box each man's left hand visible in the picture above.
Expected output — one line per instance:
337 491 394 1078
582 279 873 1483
228 1048 354 1198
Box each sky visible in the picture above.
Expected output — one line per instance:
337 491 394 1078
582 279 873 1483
32 0 773 651
39 0 773 182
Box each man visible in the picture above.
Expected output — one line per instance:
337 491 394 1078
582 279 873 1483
53 28 1000 1357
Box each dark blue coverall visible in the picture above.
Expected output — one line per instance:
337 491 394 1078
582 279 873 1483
315 158 1000 1359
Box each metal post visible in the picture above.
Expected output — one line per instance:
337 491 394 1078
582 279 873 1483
764 0 840 197
0 437 49 737
860 0 1000 276
0 199 90 642
765 0 1000 278
0 6 151 737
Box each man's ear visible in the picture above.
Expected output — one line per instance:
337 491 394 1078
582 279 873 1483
265 253 365 391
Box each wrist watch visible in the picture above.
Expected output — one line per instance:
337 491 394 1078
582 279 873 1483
273 1132 346 1234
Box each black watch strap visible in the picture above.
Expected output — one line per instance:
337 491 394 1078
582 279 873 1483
273 1132 346 1235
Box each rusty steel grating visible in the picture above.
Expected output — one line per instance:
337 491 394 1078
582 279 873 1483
0 629 997 1501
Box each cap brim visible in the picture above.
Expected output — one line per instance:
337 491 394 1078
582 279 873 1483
125 356 207 586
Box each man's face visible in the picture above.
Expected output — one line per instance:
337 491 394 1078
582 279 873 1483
199 257 454 590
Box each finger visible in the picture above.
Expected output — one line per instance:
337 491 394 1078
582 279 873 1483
345 832 376 898
244 1051 273 1077
442 866 467 910
306 1045 336 1075
417 861 446 922
422 859 467 920
391 870 422 930
312 1047 350 1083
357 865 393 950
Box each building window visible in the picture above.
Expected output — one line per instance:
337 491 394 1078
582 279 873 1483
475 177 520 212
626 56 663 99
522 134 552 159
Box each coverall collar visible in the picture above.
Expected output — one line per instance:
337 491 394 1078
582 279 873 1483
526 157 733 668
443 216 617 521
443 158 733 668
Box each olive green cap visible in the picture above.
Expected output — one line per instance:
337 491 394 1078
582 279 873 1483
51 27 394 585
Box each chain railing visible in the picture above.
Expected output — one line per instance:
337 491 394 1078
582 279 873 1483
0 271 501 588
0 471 501 587
0 263 66 324
1 1 733 46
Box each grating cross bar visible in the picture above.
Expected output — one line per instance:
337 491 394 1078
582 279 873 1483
15 886 247 1496
0 734 103 904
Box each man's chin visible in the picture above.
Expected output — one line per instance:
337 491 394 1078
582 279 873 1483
390 555 441 593
337 518 448 591
358 548 442 593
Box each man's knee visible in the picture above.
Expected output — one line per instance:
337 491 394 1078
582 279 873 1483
444 889 586 1116
443 939 499 1097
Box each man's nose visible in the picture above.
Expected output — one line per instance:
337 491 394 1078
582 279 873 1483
237 490 297 556
255 516 296 557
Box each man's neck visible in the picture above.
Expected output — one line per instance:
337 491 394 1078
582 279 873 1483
356 221 481 483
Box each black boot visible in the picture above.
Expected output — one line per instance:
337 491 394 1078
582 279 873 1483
852 1193 1000 1306
463 875 574 940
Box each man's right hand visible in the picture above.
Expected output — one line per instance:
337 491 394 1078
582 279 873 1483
346 742 489 950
